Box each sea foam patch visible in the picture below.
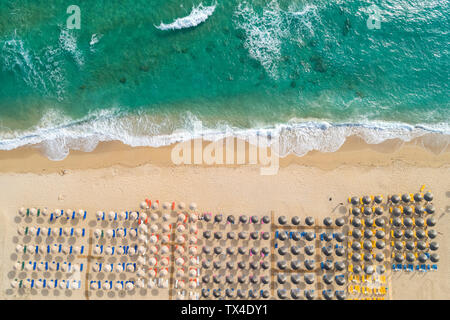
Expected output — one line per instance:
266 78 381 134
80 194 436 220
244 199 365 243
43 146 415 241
155 2 216 30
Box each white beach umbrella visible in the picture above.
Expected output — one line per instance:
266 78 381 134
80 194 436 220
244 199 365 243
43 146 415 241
163 202 170 210
94 229 102 238
190 214 198 223
93 246 101 255
51 244 59 254
177 235 185 244
138 234 147 243
64 227 71 236
140 212 148 221
161 235 170 243
151 202 159 210
128 229 137 237
161 257 169 266
176 246 185 255
41 208 48 217
30 208 37 216
51 228 59 237
128 247 136 256
177 224 186 233
176 269 185 277
22 281 30 289
189 203 197 211
62 246 70 255
160 268 169 277
77 209 84 218
178 214 186 222
178 202 186 210
92 264 100 272
35 280 43 289
25 263 33 271
177 280 185 289
27 245 35 253
65 209 72 218
72 246 81 255
102 282 111 290
117 229 125 238
162 224 171 233
18 207 26 217
161 245 170 255
17 226 25 236
116 264 124 273
13 262 22 270
75 228 82 237
40 227 48 236
126 282 134 291
130 211 138 220
189 236 197 244
140 201 148 209
162 213 170 221
59 281 67 289
190 257 198 265
149 235 158 244
47 281 55 289
115 282 122 291
116 247 124 255
28 227 37 236
72 264 80 272
150 213 159 221
138 246 146 255
136 279 145 288
15 244 23 254
139 224 148 234
37 263 45 272
190 225 198 234
54 209 62 217
189 280 197 289
149 224 158 233
119 211 127 220
38 246 46 254
105 246 113 255
189 268 197 277
108 211 115 220
176 257 185 266
136 268 146 277
90 282 98 290
148 269 157 277
104 264 112 272
149 246 158 254
126 264 135 272
189 246 197 255
61 264 68 272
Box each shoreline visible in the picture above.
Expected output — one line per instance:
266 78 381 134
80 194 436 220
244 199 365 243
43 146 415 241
0 135 449 174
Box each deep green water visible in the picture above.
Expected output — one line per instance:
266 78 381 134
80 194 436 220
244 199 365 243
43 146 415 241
0 0 449 159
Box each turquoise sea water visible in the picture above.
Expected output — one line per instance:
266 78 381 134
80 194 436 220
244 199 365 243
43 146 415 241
0 0 449 159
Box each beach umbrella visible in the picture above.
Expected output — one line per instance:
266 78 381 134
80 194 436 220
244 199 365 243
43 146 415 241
189 235 197 244
335 275 346 285
406 252 415 262
160 269 169 277
214 214 223 223
214 231 222 240
305 216 315 226
322 246 333 256
250 247 259 255
290 289 301 300
363 207 372 216
335 247 345 256
305 232 315 241
430 253 439 263
394 252 405 263
352 228 362 239
277 274 287 284
424 192 433 202
394 241 404 250
190 213 199 223
404 217 413 227
261 247 270 255
392 217 402 227
213 275 223 284
129 229 137 237
417 240 427 250
262 215 270 224
202 275 210 284
303 273 315 284
291 260 301 270
415 206 425 215
365 217 374 227
226 247 236 255
425 205 435 214
374 195 383 204
189 246 197 255
277 289 288 300
238 231 248 240
415 218 425 228
403 229 413 239
238 261 247 269
162 213 170 221
18 207 26 217
117 211 126 220
291 245 300 255
363 240 373 250
278 216 287 225
375 230 385 239
324 233 333 241
177 213 186 222
374 252 384 263
28 227 36 236
375 218 385 227
203 230 211 239
238 275 246 284
261 231 270 240
214 246 222 255
176 224 185 233
239 215 248 224
227 215 235 224
426 217 436 227
335 261 345 271
288 274 301 285
226 261 235 270
305 245 315 256
376 240 385 249
352 241 361 251
362 196 371 205
176 257 185 266
323 217 333 227
351 207 361 216
352 252 361 262
322 274 333 285
250 215 259 224
350 197 359 205
391 195 401 204
392 207 402 217
305 290 315 300
373 207 383 216
225 288 234 298
189 224 198 234
413 193 423 202
352 217 361 228
226 275 235 284
261 290 270 299
177 202 186 210
277 261 287 270
418 253 428 263
352 265 362 274
364 229 373 239
161 202 170 210
406 241 415 251
160 245 170 255
213 261 221 269
430 242 439 251
416 228 426 239
402 193 411 203
304 260 315 271
189 203 197 211
335 217 345 227
201 289 210 298
403 206 413 216
130 211 139 220
278 231 288 241
238 247 247 255
427 229 437 239
250 231 259 240
291 216 301 225
392 229 403 239
334 290 346 300
261 261 270 270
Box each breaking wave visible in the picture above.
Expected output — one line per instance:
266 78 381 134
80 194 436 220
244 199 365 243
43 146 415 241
155 2 216 30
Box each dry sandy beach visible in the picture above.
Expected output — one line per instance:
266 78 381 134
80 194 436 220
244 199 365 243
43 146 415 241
0 136 449 299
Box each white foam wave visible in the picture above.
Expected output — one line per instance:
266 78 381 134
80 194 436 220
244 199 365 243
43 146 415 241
155 2 216 30
0 109 449 161
59 29 84 66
